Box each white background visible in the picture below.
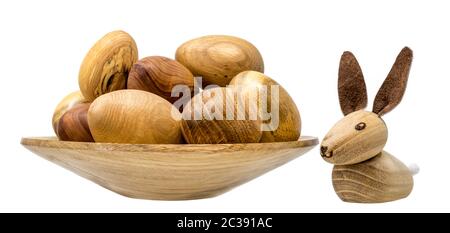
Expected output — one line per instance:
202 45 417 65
1 0 449 212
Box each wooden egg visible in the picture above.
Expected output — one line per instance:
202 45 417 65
127 56 195 106
57 103 94 142
181 87 262 144
175 35 264 87
52 91 88 134
229 71 301 142
88 90 183 144
332 151 413 203
79 30 138 101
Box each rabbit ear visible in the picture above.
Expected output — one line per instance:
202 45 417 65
338 51 368 116
373 47 413 116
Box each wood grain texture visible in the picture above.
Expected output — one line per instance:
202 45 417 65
320 110 387 165
175 35 264 87
88 90 183 144
127 56 195 106
21 136 318 200
230 71 301 142
79 30 138 101
332 151 413 203
52 91 88 134
181 87 262 144
57 103 94 142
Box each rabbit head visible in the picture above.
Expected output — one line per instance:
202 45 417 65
320 47 413 165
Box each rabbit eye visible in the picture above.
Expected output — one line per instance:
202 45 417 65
355 122 366 131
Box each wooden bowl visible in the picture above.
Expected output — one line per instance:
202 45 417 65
20 136 318 200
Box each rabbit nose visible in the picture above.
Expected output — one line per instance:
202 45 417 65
320 146 333 158
320 146 328 156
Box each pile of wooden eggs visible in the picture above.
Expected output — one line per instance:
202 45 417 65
52 30 301 144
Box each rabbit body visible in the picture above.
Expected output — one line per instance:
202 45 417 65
333 151 413 203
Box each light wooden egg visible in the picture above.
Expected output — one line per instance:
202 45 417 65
127 56 195 107
175 35 264 87
57 103 93 142
88 90 183 144
52 91 88 134
181 87 262 144
79 30 138 101
230 71 301 142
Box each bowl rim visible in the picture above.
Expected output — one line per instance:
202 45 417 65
21 136 318 153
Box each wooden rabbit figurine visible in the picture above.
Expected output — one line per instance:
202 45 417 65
320 47 417 203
